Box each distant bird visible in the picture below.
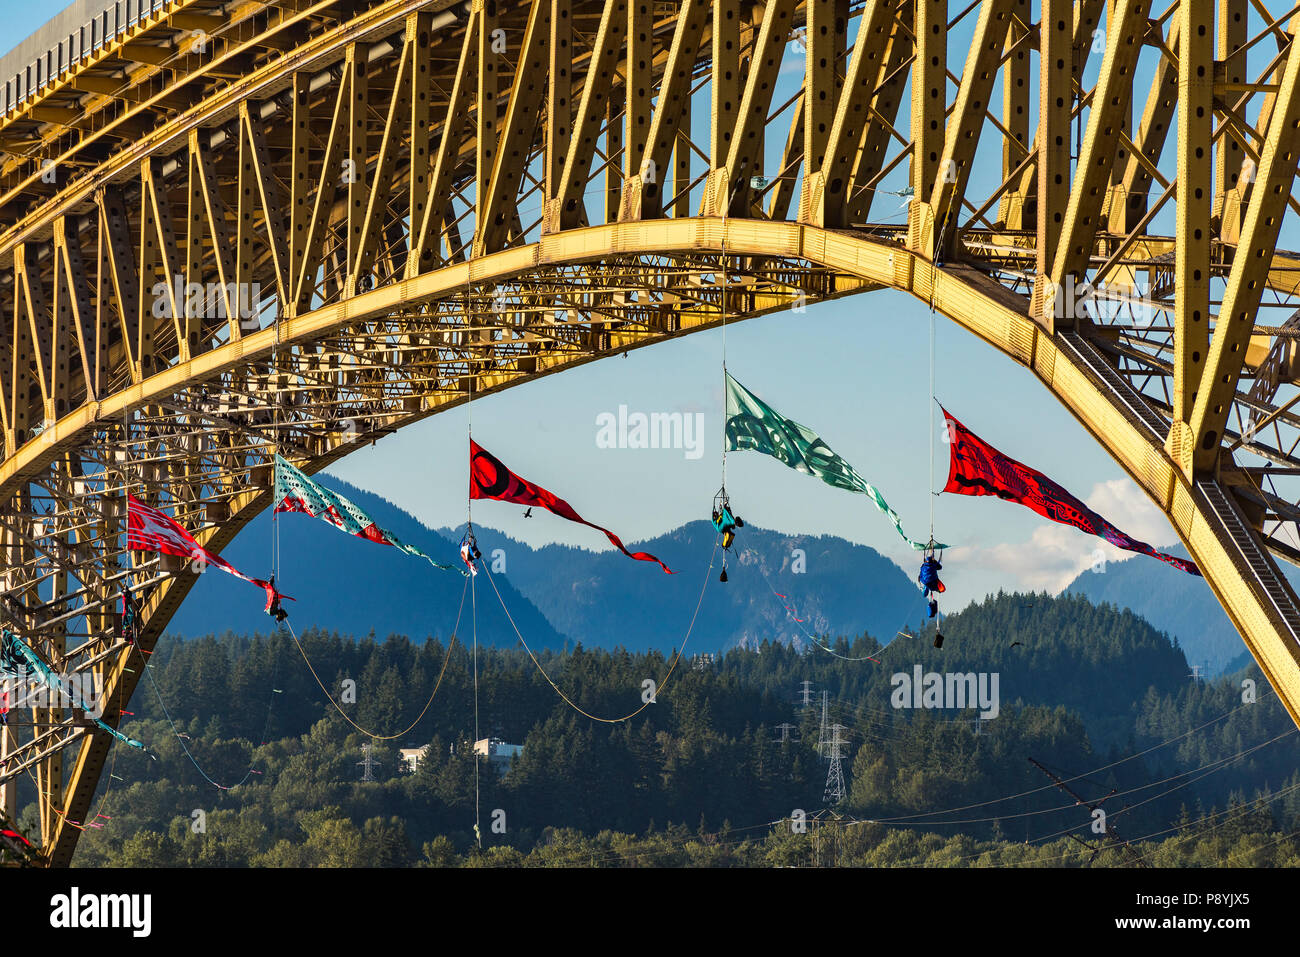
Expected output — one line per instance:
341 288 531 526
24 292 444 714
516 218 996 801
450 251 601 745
1009 641 1023 648
524 507 533 518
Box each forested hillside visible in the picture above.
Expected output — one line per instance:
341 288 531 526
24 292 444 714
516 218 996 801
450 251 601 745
6 592 1293 868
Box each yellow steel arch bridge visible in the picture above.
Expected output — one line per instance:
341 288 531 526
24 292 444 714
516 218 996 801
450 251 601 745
2 0 1300 866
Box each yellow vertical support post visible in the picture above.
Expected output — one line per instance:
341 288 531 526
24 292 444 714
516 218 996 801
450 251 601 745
138 163 164 373
1167 0 1214 474
9 250 34 446
191 132 236 326
850 0 911 222
183 135 205 359
1188 24 1300 474
927 0 1013 259
621 0 708 220
703 0 740 214
1105 0 1134 231
606 85 624 226
626 0 652 185
477 0 501 246
55 217 99 405
808 0 890 227
1035 0 1072 327
408 13 433 275
998 0 1031 228
674 88 692 219
725 0 798 217
354 22 416 279
412 21 478 269
1049 0 1152 328
545 0 572 229
1215 0 1248 234
346 44 369 296
1114 16 1179 236
908 0 945 252
46 235 73 420
234 116 256 337
289 73 311 320
555 0 626 229
800 0 845 222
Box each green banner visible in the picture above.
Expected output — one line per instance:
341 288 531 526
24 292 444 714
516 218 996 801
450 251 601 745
724 371 942 550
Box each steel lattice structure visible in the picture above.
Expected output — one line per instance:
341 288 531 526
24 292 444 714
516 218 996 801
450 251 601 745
2 0 1300 866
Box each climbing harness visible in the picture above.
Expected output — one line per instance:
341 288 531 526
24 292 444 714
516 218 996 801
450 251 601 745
712 488 743 582
460 527 482 576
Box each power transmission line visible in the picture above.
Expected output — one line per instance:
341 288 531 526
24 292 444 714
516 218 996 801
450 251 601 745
1028 757 1146 868
824 724 848 804
799 680 814 708
357 741 379 782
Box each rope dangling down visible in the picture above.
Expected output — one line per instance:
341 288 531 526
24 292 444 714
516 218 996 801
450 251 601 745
480 541 718 723
284 575 468 741
758 571 883 664
126 580 284 791
135 640 274 791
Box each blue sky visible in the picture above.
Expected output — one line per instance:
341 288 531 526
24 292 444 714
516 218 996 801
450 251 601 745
8 1 1289 613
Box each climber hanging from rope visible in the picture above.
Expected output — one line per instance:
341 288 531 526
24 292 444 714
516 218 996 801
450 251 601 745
264 575 290 623
119 590 137 645
917 542 947 648
460 526 482 576
712 488 743 582
917 543 945 617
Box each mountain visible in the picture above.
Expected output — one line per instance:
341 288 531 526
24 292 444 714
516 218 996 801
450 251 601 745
447 520 923 654
1063 544 1262 676
164 480 567 649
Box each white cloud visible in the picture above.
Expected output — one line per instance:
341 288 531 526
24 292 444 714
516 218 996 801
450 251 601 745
1083 478 1174 546
941 479 1180 595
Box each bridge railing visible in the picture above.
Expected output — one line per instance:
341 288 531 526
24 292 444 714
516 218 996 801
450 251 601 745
1 0 179 118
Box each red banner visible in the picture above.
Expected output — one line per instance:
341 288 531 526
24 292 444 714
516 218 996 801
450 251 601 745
940 409 1200 576
470 440 672 573
127 495 292 609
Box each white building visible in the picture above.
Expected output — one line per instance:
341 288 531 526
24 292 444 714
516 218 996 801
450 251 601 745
473 737 523 774
399 746 429 773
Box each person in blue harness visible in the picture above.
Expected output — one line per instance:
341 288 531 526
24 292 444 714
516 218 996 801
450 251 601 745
712 492 744 582
918 544 946 648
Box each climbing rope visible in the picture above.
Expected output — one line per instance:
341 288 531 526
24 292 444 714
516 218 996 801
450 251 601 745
134 640 272 791
479 540 718 723
758 567 930 663
283 575 467 741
